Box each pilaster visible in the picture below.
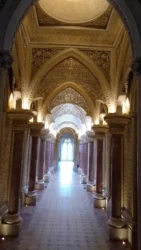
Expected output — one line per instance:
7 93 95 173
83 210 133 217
86 131 95 192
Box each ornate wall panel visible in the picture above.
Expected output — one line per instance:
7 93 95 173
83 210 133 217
124 122 133 215
31 48 62 78
35 4 112 29
80 50 111 82
37 57 103 101
48 87 89 112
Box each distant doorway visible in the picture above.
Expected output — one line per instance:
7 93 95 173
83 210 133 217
61 138 74 161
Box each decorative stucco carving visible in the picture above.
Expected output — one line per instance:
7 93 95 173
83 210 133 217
37 57 102 101
48 87 89 112
80 50 111 81
35 4 112 29
31 48 62 77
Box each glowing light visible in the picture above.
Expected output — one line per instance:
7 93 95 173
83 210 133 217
45 121 49 129
94 118 99 125
109 104 116 114
59 161 73 187
122 241 126 245
2 237 5 241
29 118 33 123
22 99 29 110
9 93 16 110
122 97 130 114
37 113 43 122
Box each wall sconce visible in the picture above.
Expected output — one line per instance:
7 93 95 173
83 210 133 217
99 113 107 125
9 93 16 110
122 97 130 114
108 104 116 114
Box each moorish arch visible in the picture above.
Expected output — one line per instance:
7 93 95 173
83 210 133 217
40 82 96 119
28 48 110 106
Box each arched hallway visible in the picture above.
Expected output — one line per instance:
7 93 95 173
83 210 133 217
1 0 141 249
0 167 131 250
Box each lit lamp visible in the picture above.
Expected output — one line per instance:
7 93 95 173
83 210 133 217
122 97 130 114
9 93 16 110
99 113 107 125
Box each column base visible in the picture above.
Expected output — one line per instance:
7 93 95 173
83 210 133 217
108 218 128 240
80 175 87 184
87 183 96 192
0 213 22 237
0 222 21 237
24 191 37 206
44 173 50 183
94 194 106 208
35 181 45 190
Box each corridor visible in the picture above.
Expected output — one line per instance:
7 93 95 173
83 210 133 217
0 167 131 250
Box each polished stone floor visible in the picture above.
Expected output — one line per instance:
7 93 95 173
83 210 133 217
0 162 132 250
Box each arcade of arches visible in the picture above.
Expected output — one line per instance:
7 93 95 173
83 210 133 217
0 0 141 250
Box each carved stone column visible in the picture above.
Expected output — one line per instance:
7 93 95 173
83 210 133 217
35 130 46 191
104 114 131 240
2 110 33 236
54 139 59 171
94 125 108 208
86 131 95 192
24 122 44 206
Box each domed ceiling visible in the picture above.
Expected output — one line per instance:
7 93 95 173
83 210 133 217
39 0 109 24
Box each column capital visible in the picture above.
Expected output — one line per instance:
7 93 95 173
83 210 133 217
29 122 44 137
0 50 13 69
40 128 50 140
7 110 33 131
132 57 141 75
93 125 108 139
86 131 95 141
104 114 131 134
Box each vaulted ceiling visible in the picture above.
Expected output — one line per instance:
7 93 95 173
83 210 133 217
12 0 133 131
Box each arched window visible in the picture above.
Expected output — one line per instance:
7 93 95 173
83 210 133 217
61 138 73 161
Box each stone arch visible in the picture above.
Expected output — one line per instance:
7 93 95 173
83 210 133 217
40 81 96 119
28 48 110 105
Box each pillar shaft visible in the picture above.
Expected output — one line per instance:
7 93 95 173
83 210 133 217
4 110 32 225
88 141 94 182
105 114 130 230
111 133 122 219
38 139 46 181
45 141 50 174
96 139 103 194
29 136 39 192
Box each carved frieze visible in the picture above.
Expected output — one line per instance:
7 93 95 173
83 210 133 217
37 57 102 100
35 4 112 29
48 87 89 112
31 48 61 77
80 50 111 81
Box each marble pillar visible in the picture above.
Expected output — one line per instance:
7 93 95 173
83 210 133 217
86 131 95 192
44 141 51 183
105 114 131 240
24 122 44 206
35 137 46 190
94 125 108 208
80 143 88 184
2 110 33 236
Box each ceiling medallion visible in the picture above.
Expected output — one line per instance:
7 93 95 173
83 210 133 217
39 0 109 24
